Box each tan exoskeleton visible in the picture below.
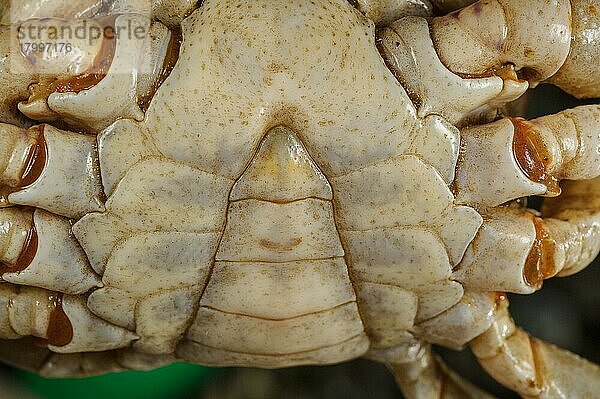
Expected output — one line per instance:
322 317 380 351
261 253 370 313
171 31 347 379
0 1 598 398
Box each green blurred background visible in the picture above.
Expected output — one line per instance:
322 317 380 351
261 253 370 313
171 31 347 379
0 86 598 399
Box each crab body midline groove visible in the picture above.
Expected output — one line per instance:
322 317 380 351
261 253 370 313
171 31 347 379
0 0 598 398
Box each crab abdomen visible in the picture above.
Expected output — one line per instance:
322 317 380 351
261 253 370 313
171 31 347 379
180 127 369 367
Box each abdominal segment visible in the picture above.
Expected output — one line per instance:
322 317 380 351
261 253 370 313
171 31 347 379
179 126 369 367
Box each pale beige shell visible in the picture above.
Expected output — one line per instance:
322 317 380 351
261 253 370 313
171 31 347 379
0 1 598 398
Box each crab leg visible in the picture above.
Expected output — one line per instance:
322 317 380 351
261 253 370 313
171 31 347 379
350 0 432 25
0 207 101 294
0 205 135 355
547 0 600 98
541 178 600 279
0 338 178 377
0 340 124 378
0 0 106 22
379 0 599 126
383 343 496 399
1 0 198 28
0 24 35 126
378 0 573 124
469 296 600 398
428 0 477 13
428 0 600 99
454 106 600 209
0 284 136 353
452 178 600 294
0 122 104 218
429 0 572 85
411 291 499 350
0 15 174 131
378 15 525 125
405 291 600 398
452 112 599 295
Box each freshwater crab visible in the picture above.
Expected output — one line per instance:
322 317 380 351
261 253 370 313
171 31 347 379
0 0 598 397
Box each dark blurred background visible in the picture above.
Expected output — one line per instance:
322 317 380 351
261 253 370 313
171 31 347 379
0 86 598 399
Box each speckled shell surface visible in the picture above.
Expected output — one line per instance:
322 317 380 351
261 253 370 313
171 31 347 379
70 0 482 365
0 1 599 397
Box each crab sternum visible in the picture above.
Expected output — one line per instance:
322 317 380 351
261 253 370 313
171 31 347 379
128 0 419 182
88 0 483 367
181 127 369 366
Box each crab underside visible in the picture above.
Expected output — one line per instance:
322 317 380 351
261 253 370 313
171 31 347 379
0 0 598 398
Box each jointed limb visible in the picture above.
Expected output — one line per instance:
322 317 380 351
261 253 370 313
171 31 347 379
385 343 496 399
451 105 600 293
470 297 600 398
374 2 600 398
429 0 600 98
351 0 433 25
453 197 600 294
0 0 197 28
455 105 600 208
0 14 174 131
379 0 600 127
0 122 104 218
